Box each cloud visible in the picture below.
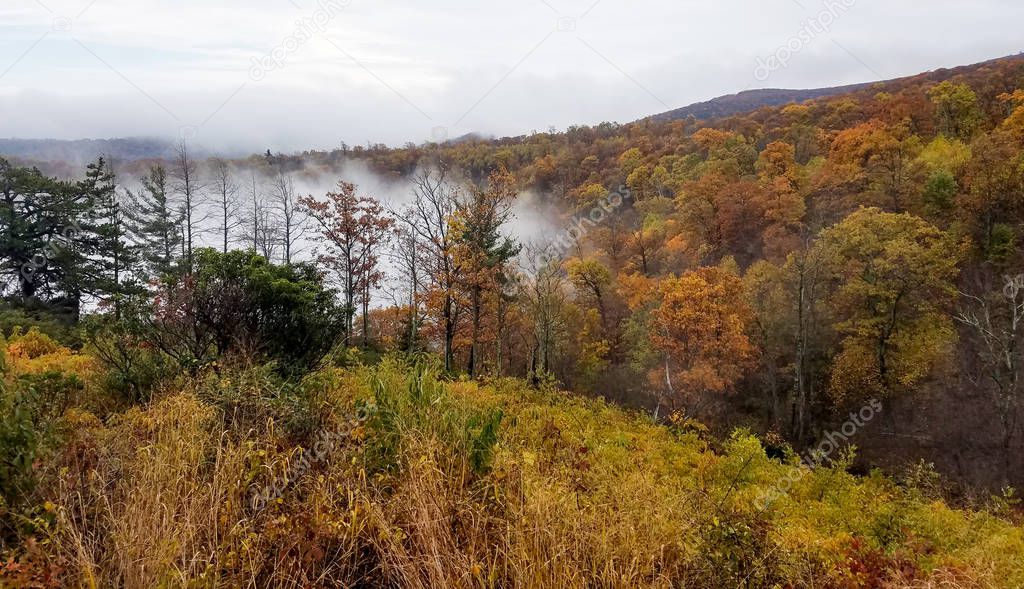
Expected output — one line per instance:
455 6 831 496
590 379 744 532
1 0 1022 151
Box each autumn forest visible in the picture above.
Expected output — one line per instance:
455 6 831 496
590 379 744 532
3 53 1024 587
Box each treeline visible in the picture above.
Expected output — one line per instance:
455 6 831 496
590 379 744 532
329 56 1024 487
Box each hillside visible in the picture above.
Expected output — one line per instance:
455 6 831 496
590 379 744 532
4 49 1024 587
649 53 1024 123
208 50 1024 494
0 137 178 165
649 85 874 122
1 331 1022 587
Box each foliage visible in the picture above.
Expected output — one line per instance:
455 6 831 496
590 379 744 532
0 381 37 511
817 208 964 400
192 249 347 374
300 181 395 347
111 250 347 377
0 302 79 347
649 266 756 407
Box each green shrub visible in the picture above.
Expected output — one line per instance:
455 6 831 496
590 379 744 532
84 316 175 404
192 249 347 376
0 384 37 508
0 302 80 347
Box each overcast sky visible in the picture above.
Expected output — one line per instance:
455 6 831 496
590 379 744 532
1 0 1022 153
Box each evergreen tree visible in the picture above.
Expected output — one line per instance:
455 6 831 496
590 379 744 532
126 165 184 283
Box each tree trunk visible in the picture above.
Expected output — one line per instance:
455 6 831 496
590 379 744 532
443 293 455 373
468 286 481 377
362 282 370 349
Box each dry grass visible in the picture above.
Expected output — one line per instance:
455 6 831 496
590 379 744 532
6 357 1023 588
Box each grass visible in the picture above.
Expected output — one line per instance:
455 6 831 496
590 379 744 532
2 350 1023 588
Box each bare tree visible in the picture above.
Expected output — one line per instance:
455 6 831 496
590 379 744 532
255 206 281 262
210 158 242 253
400 163 462 372
957 277 1024 484
388 225 425 352
171 139 208 270
270 173 306 264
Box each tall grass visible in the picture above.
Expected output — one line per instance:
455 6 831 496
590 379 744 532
6 354 1023 587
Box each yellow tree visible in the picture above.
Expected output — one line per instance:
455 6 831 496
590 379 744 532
817 208 964 401
755 141 806 260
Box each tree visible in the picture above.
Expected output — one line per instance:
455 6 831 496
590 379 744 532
961 132 1024 262
210 158 241 253
0 159 83 302
454 168 521 376
0 157 128 317
126 165 183 282
301 181 394 348
566 257 611 331
516 246 570 385
928 81 984 141
649 266 755 412
817 208 964 401
402 163 462 372
170 140 206 271
388 224 425 352
42 158 126 319
270 173 305 264
743 260 795 429
755 141 806 260
88 163 139 318
957 277 1024 484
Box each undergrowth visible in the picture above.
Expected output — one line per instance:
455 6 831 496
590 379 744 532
0 344 1022 588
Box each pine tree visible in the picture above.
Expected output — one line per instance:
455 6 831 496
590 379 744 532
82 159 140 317
126 165 184 283
46 157 122 318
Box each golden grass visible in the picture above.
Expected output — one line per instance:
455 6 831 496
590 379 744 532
11 358 1023 588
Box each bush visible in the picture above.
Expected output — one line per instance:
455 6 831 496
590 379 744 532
0 302 79 348
0 383 37 509
84 315 175 404
110 250 347 379
5 328 106 415
192 249 347 375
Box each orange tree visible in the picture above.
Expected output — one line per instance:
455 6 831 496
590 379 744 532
649 266 756 411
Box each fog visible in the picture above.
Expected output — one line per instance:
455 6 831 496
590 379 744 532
2 0 1023 151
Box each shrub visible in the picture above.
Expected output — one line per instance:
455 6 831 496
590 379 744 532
84 315 175 404
0 383 37 509
110 250 347 378
192 249 347 375
0 303 79 347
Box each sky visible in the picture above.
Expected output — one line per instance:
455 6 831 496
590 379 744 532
1 0 1022 153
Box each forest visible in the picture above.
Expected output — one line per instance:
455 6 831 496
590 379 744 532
1 54 1024 586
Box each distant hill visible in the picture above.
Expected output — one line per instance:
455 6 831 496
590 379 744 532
649 84 874 122
650 52 1024 123
0 137 180 166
